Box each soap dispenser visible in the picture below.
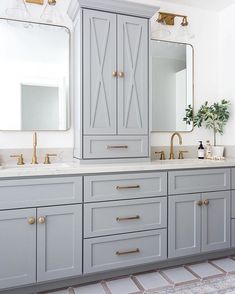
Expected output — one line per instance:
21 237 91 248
198 141 205 159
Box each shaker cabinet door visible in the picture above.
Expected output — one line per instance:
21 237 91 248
0 209 36 289
117 15 148 135
168 194 201 258
201 191 231 252
83 9 117 135
37 205 82 282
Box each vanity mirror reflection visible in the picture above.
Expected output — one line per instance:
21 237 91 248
0 19 70 131
151 39 194 132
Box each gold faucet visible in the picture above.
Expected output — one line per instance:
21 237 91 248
31 132 38 164
169 132 183 160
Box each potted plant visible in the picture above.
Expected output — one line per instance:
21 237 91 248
184 99 231 157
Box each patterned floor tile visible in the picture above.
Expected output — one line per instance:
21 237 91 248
210 258 235 273
74 282 106 293
106 277 141 294
186 262 224 279
161 266 198 286
134 271 171 291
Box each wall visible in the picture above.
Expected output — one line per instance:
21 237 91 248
0 0 222 149
218 3 235 146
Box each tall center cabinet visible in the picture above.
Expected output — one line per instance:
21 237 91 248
70 0 158 160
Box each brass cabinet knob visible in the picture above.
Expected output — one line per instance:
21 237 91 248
203 199 209 206
28 217 36 225
38 216 46 224
112 71 117 77
10 154 25 165
197 200 203 206
118 71 125 78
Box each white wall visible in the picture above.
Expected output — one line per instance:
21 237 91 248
0 0 223 149
218 3 235 146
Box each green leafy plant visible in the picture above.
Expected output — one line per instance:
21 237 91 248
183 100 231 146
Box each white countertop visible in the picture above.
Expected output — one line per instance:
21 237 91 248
0 158 235 178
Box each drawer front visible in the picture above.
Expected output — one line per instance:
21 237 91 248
0 177 82 209
84 172 167 202
84 229 167 273
168 168 230 195
83 136 149 159
84 197 167 238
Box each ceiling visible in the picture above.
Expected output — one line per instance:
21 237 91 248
160 0 235 11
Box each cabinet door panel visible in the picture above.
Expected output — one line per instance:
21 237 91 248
202 191 230 252
168 194 201 258
118 15 148 135
83 9 117 135
0 209 36 289
37 205 82 282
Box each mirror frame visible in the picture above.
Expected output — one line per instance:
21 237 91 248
150 38 195 133
0 17 71 132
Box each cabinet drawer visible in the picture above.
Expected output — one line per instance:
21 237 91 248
84 229 167 273
83 136 149 159
168 168 230 195
84 197 167 238
84 172 167 202
0 177 82 209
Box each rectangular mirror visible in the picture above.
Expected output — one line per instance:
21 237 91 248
0 19 70 131
151 40 194 132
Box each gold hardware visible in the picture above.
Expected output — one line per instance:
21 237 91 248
48 0 57 5
203 199 209 206
197 200 203 207
116 248 140 256
44 153 57 164
118 72 125 78
106 145 128 149
28 217 36 225
157 12 189 27
169 132 183 160
116 185 140 190
178 150 188 160
31 132 38 165
25 0 44 4
112 71 117 77
116 215 140 221
10 154 25 165
38 216 46 224
155 151 166 160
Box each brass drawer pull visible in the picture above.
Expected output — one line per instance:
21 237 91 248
106 145 128 149
116 248 140 256
203 199 209 206
28 217 36 225
116 185 140 190
38 216 46 224
116 215 140 221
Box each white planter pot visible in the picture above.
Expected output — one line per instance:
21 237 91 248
212 146 224 158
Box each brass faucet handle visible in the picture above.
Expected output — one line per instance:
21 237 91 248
44 153 57 165
155 151 166 160
178 150 188 159
10 154 25 165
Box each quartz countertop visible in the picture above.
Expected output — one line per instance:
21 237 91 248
0 158 235 178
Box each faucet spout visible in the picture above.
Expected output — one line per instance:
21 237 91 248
31 132 38 164
169 132 182 160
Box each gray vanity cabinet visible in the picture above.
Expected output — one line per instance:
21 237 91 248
0 209 36 289
168 194 201 258
37 205 82 282
168 191 231 258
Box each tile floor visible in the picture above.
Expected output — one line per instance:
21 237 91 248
46 256 235 294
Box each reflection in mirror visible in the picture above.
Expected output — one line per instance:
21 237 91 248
0 19 70 131
151 40 193 132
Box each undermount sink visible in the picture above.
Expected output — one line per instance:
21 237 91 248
1 163 72 171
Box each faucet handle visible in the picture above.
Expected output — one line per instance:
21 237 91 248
10 154 25 165
178 150 188 159
44 153 57 165
155 151 166 160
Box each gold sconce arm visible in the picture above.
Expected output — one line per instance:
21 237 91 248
157 12 189 27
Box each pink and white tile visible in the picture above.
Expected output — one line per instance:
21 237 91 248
134 271 171 292
161 266 198 286
186 262 224 279
106 277 141 294
74 282 106 294
210 258 235 273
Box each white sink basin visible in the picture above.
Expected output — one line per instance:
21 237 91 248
1 163 72 171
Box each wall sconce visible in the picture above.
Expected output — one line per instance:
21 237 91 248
41 0 63 24
157 12 189 27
